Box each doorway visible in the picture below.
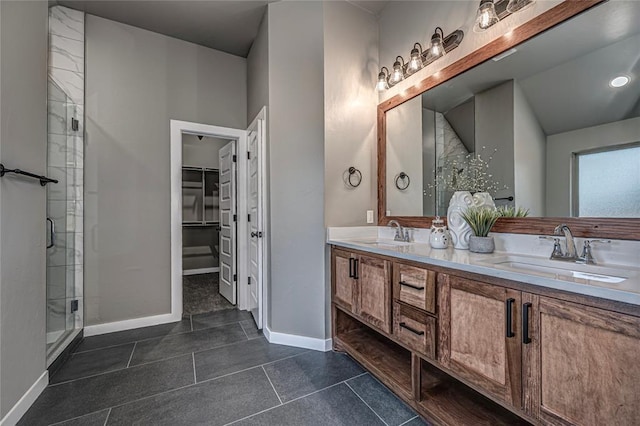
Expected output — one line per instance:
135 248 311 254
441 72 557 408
181 134 237 315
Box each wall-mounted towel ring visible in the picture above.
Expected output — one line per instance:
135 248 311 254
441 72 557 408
346 167 362 188
395 172 410 190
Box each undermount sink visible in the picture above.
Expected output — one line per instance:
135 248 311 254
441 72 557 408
479 255 637 285
351 239 412 248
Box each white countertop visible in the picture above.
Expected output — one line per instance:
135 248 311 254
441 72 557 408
327 227 640 307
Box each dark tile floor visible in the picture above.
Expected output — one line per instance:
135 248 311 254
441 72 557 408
21 309 427 426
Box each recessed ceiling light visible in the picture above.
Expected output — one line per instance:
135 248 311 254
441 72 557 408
610 75 630 88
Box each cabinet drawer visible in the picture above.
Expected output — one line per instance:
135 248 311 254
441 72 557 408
393 263 437 314
393 302 436 359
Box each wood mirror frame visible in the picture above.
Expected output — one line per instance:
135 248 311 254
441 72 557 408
377 0 640 240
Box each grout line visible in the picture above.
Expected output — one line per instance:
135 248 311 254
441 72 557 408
261 365 283 405
239 321 250 339
126 342 136 368
103 408 112 426
225 371 370 426
345 381 389 426
192 352 197 383
398 416 419 426
48 408 110 426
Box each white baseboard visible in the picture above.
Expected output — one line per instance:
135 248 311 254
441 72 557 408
0 371 48 426
183 267 219 276
264 325 332 352
84 312 182 337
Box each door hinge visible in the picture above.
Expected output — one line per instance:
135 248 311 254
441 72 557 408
247 151 251 160
70 299 79 313
232 154 237 163
233 214 237 222
233 274 237 282
248 214 251 222
248 276 252 285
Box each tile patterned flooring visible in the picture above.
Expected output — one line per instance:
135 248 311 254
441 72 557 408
21 310 427 426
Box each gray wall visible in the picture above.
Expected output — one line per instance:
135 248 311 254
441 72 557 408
247 11 269 125
323 0 378 227
267 1 326 339
514 81 546 216
0 0 48 417
546 116 640 216
475 80 514 201
84 15 246 325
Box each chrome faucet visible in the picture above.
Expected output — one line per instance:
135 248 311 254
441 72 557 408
554 224 578 260
387 220 411 242
540 224 611 265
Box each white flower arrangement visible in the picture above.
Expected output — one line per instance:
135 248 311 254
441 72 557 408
432 147 508 194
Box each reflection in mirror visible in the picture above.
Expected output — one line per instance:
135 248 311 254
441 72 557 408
385 1 640 219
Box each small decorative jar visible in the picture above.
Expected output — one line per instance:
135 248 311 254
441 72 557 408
429 216 449 249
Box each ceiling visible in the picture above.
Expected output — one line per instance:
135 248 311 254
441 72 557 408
56 0 276 57
55 0 392 57
422 0 640 136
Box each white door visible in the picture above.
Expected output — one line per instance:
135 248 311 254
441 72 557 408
247 120 263 328
218 141 237 304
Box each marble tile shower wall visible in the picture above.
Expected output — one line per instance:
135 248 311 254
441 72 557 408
47 6 85 337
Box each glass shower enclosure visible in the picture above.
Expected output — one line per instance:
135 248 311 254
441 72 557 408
46 79 84 364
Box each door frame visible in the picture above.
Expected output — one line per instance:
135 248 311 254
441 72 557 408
170 120 248 317
246 107 268 329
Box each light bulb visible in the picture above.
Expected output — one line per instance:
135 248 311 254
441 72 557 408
376 70 389 92
474 0 499 32
407 44 423 74
389 57 405 85
429 28 446 60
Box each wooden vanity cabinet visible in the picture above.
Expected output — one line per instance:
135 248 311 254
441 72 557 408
523 296 640 426
331 249 358 313
332 246 640 426
438 274 523 408
331 249 392 333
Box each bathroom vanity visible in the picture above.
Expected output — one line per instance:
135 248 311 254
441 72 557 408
329 231 640 425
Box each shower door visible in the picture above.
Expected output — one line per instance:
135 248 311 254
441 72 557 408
46 79 83 364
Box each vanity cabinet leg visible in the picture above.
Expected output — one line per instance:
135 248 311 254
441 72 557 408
412 353 422 402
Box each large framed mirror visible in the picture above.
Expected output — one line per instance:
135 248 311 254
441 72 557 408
378 0 640 239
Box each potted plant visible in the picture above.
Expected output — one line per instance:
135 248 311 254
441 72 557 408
460 206 501 253
497 205 530 217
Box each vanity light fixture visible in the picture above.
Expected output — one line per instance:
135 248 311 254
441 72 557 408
429 27 447 60
474 0 500 32
377 67 390 92
609 75 630 88
376 29 464 92
390 56 406 85
407 43 424 74
474 0 536 33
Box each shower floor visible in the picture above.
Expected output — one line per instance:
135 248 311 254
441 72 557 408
183 273 235 315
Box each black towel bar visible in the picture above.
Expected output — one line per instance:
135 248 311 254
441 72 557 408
0 164 58 186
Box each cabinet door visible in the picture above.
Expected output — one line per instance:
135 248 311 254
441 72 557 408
524 296 640 426
331 249 357 313
357 254 392 333
439 274 522 407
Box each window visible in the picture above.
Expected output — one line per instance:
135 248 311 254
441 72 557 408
575 144 640 217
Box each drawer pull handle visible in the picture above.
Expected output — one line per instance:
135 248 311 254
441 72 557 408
348 258 354 278
522 302 532 344
353 258 359 280
399 322 424 336
399 281 425 291
505 298 515 338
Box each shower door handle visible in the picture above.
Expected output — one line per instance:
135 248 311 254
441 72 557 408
47 217 56 249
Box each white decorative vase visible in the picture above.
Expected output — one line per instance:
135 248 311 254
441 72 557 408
472 192 496 209
447 191 474 250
